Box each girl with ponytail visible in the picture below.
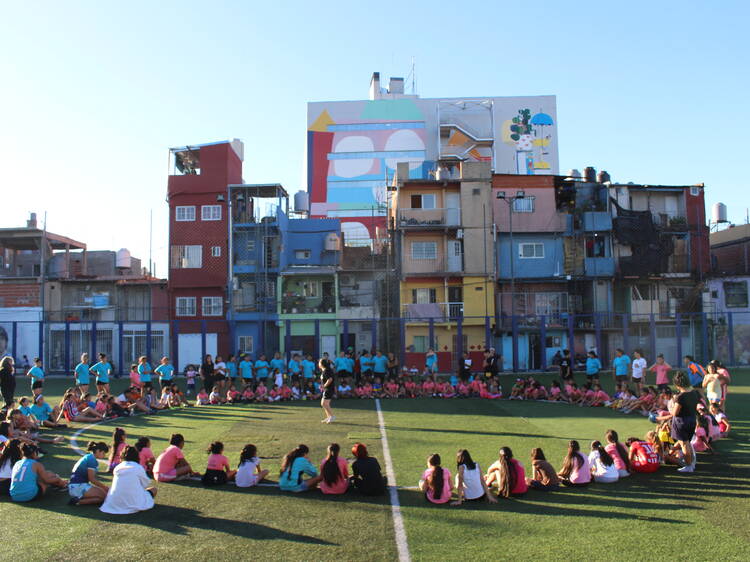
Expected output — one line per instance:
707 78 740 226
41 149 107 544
485 447 527 498
68 441 110 505
108 427 128 472
588 440 619 483
279 444 323 492
320 443 349 494
605 429 631 477
557 440 591 486
419 453 452 504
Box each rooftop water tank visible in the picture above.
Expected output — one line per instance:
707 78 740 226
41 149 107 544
712 202 728 224
566 169 582 180
324 232 341 251
596 170 611 183
294 191 309 214
583 167 596 182
116 248 132 269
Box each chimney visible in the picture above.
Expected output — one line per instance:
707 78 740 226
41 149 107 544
369 72 381 100
27 212 37 228
388 77 405 95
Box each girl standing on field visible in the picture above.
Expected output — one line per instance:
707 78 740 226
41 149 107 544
319 358 335 424
649 354 672 391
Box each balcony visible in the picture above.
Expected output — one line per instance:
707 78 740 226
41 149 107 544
231 292 276 315
401 302 464 322
584 257 615 277
582 212 612 231
664 254 690 277
401 255 463 276
280 296 336 315
338 297 377 320
397 208 460 229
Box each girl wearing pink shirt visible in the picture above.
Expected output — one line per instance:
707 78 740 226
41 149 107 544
422 379 435 397
108 427 128 472
485 447 527 498
457 381 470 397
384 380 399 398
135 437 155 474
590 384 610 407
604 430 631 477
442 382 456 399
153 434 199 482
691 417 712 453
241 386 255 402
557 440 591 487
649 354 672 391
419 453 452 504
202 441 236 486
320 443 349 495
578 383 596 406
255 382 269 402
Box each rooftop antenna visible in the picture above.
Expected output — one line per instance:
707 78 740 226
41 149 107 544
407 56 417 94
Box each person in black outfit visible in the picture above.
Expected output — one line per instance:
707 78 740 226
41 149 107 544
319 358 335 424
199 354 215 393
669 371 701 473
483 348 499 378
559 349 574 382
0 356 15 412
350 442 386 495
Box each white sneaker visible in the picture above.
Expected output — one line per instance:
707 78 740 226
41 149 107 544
677 465 694 473
321 417 330 423
326 416 336 424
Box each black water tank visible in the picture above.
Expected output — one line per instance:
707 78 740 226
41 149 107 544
596 170 611 183
583 167 596 182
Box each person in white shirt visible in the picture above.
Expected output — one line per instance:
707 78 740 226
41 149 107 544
631 350 648 394
235 444 270 488
588 441 619 484
451 449 497 505
100 445 156 514
337 381 353 398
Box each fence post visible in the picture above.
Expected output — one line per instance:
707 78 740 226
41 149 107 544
201 319 207 361
484 316 491 351
399 317 406 369
675 313 682 366
371 318 377 352
594 312 602 366
284 320 291 362
314 319 320 359
64 321 70 373
701 312 709 364
540 314 547 371
172 320 179 372
146 319 152 362
91 320 97 361
117 321 124 378
428 318 435 352
342 319 349 352
456 316 463 372
728 312 735 366
649 313 657 363
622 314 629 355
567 313 575 359
512 314 519 373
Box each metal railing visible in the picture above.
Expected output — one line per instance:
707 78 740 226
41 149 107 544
397 208 460 228
401 302 464 321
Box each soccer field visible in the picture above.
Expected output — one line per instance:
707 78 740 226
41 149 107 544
2 374 748 562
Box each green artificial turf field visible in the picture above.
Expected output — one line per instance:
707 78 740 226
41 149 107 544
1 372 748 561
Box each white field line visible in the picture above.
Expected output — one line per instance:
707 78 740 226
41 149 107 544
375 398 411 562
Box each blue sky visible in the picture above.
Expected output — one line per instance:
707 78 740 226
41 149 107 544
1 1 747 274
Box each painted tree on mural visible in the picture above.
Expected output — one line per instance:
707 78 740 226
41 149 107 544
509 109 533 141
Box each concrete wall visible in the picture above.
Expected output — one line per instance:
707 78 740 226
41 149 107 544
460 162 494 276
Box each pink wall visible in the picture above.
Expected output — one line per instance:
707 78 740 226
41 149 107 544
492 185 566 233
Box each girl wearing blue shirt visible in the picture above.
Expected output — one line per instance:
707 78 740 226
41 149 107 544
239 355 255 381
74 353 91 394
226 355 238 383
254 355 269 381
612 349 630 385
372 351 388 376
288 355 302 381
10 443 67 502
278 444 323 492
26 358 45 396
154 357 174 390
586 351 602 382
90 353 112 393
137 356 153 392
69 441 109 506
302 354 316 380
269 353 285 378
425 349 438 375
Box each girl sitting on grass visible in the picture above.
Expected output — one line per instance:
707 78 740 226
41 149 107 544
135 437 155 474
0 438 23 495
202 441 236 486
108 427 128 472
350 442 387 496
588 441 619 483
279 444 323 493
709 404 730 437
100 445 157 515
557 440 591 487
196 388 210 405
485 447 527 498
451 449 496 506
153 433 200 483
525 448 560 491
419 453 452 504
68 441 110 506
235 444 269 488
320 443 349 495
10 443 67 502
604 430 631 478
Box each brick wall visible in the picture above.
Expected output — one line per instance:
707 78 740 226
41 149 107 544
0 281 41 307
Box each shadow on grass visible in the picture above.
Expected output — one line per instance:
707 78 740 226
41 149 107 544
23 501 337 545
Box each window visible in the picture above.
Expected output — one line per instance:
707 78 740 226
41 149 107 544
170 245 202 268
512 197 535 213
412 336 428 353
295 250 311 260
201 205 222 221
410 194 436 209
518 243 544 259
238 336 254 354
412 288 437 304
211 246 221 257
411 241 437 260
175 297 196 316
302 281 319 297
176 206 196 221
202 296 223 316
585 235 606 258
724 281 748 308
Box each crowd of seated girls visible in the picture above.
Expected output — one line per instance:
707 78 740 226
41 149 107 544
418 422 723 506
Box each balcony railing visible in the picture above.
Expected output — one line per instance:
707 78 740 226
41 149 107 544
280 296 336 314
397 208 460 228
401 256 462 275
401 302 464 321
